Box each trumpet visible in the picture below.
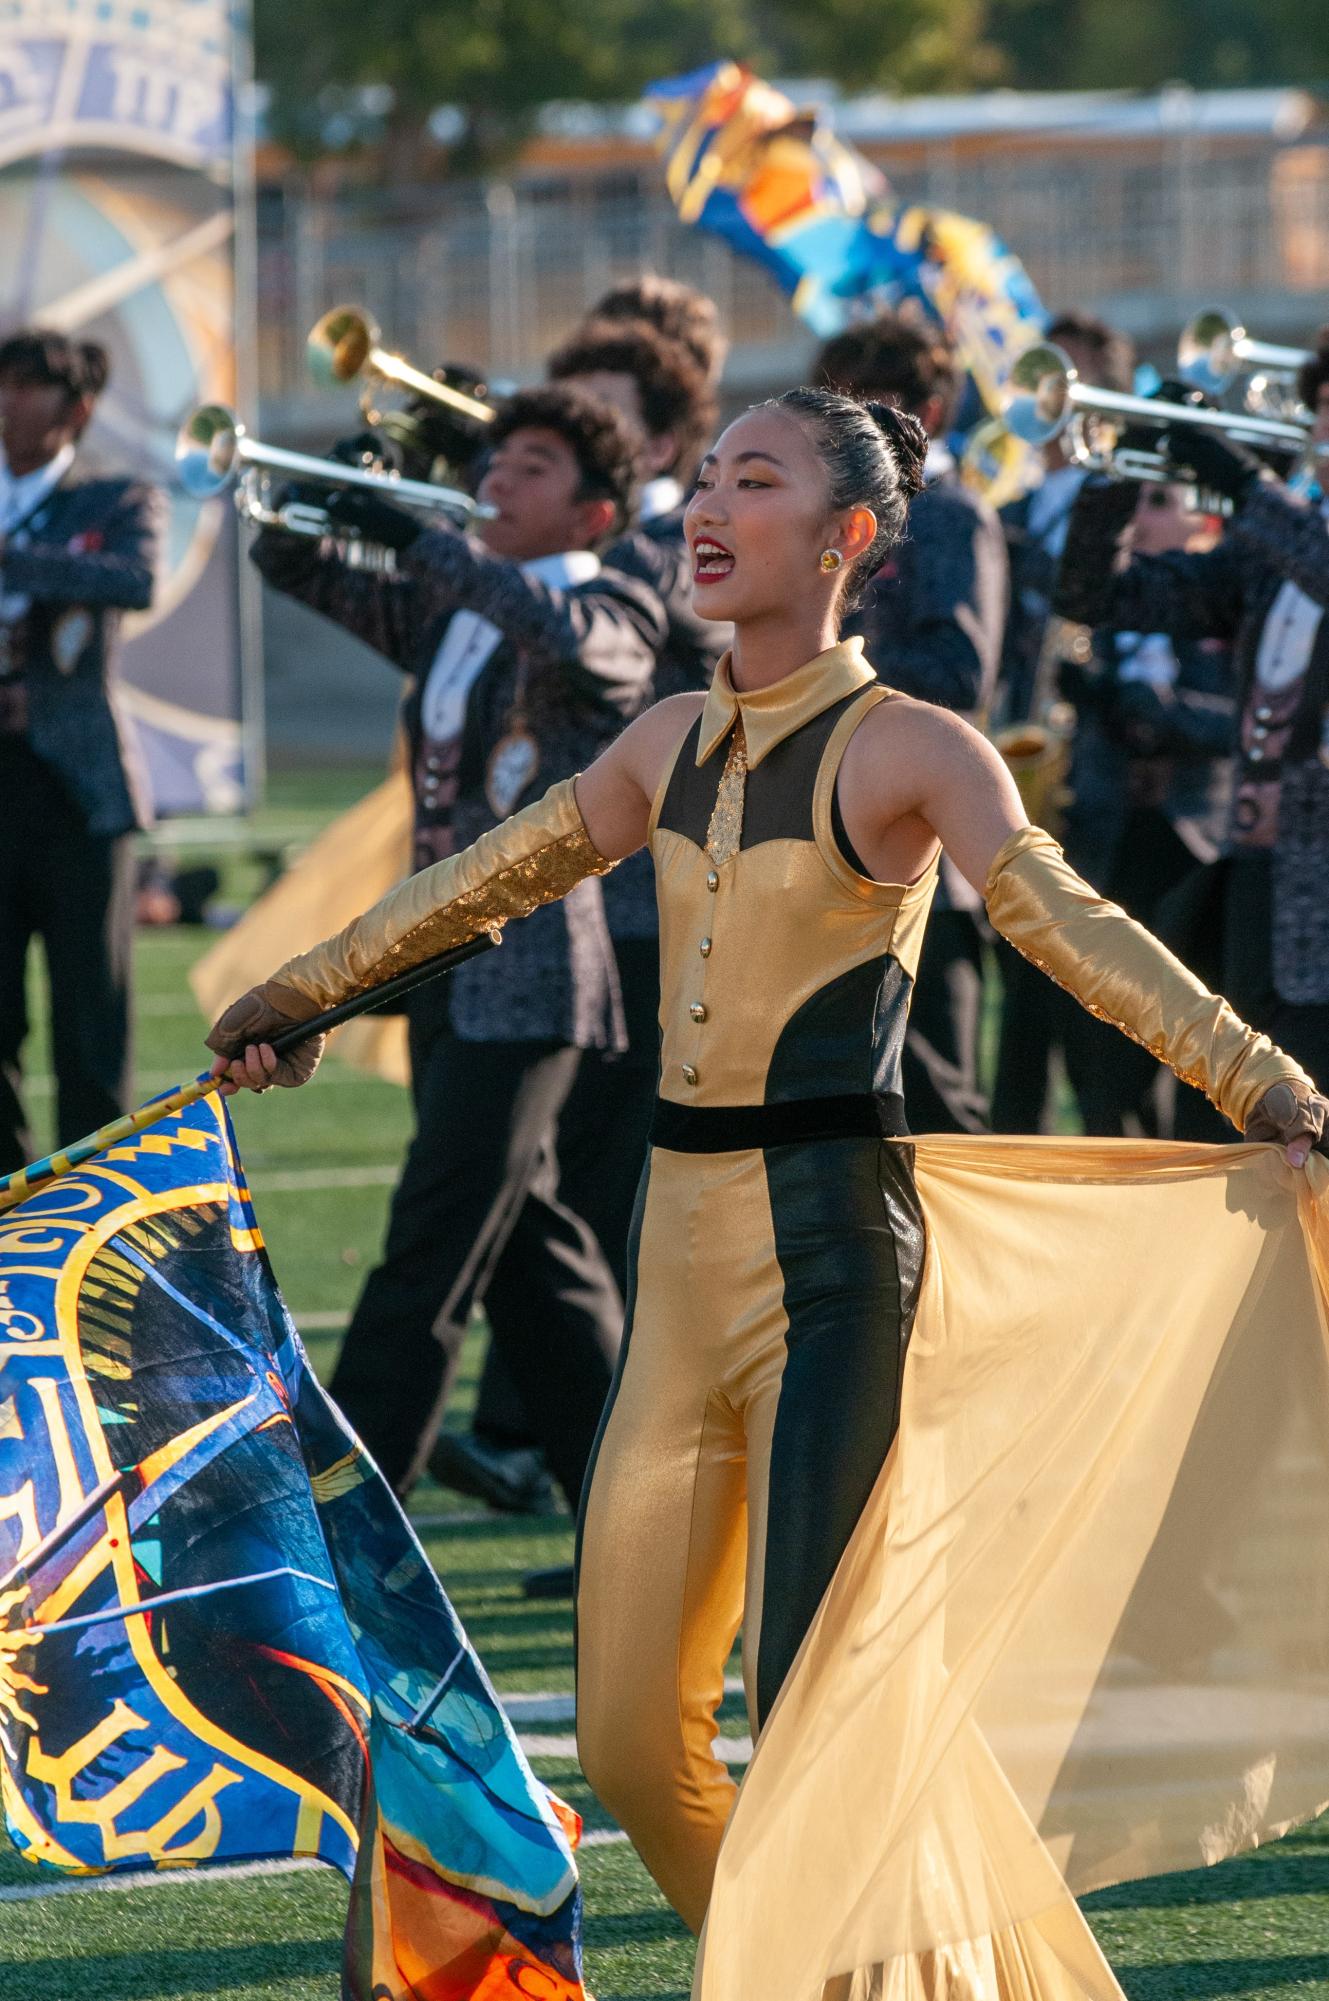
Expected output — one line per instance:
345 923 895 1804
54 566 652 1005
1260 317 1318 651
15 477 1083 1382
1002 341 1307 485
1178 308 1310 418
175 404 494 556
958 417 1042 509
308 305 497 431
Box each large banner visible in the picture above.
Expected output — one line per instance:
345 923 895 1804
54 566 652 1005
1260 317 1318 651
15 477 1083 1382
647 64 1047 423
0 0 254 814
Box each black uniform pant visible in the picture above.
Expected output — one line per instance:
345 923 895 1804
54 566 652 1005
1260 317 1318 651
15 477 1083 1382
992 811 1229 1139
327 998 621 1503
0 745 134 1175
475 936 660 1442
1216 852 1329 1097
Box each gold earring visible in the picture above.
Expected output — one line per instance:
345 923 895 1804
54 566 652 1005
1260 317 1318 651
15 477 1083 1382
819 548 843 573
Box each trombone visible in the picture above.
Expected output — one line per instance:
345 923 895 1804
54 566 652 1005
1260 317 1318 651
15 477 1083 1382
1178 308 1310 417
1001 340 1307 484
175 403 494 556
308 305 497 431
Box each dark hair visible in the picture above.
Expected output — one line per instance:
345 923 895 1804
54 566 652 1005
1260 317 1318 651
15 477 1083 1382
548 315 715 481
1046 312 1135 395
0 329 109 404
813 315 960 436
589 274 727 383
1297 327 1329 411
487 382 642 543
767 386 927 615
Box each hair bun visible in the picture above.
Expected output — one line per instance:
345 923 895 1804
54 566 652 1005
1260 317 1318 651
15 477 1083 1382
866 401 928 498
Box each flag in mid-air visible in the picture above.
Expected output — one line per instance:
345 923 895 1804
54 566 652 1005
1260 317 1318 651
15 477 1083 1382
0 1091 584 2000
645 62 1047 417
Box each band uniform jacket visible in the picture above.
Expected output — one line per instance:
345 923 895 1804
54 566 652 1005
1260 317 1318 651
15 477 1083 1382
0 469 163 835
251 524 667 1044
1058 631 1236 893
601 505 728 940
1056 478 1329 1004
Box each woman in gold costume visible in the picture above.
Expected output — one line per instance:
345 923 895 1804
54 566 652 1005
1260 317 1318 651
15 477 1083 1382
211 389 1329 2001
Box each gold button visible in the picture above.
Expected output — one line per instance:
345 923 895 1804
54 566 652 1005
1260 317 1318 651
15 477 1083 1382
690 1002 707 1024
699 936 712 958
682 1064 699 1086
706 869 719 892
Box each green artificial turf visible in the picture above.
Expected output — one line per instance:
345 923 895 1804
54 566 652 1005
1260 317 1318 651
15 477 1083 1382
3 774 1328 1999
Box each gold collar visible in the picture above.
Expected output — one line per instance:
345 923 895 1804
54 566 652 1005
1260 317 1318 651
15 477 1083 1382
696 638 878 769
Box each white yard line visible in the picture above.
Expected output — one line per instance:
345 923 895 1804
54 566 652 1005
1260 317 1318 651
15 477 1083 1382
0 1830 635 1902
0 1688 746 1900
0 1856 322 1902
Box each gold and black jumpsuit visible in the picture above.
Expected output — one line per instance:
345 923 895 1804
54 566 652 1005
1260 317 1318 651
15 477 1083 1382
575 640 937 1929
240 634 1319 1977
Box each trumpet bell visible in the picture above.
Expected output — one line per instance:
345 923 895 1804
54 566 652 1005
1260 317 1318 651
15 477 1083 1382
1003 342 1077 447
1178 308 1242 396
959 418 1042 508
176 402 243 499
308 305 380 389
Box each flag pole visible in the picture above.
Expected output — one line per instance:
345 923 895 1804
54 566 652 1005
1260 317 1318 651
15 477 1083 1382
0 929 500 1215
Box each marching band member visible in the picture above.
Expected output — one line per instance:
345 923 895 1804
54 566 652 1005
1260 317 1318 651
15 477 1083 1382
0 330 162 1174
991 310 1138 1133
247 385 666 1505
211 388 1328 1993
588 271 729 386
1055 329 1329 1099
446 314 725 1562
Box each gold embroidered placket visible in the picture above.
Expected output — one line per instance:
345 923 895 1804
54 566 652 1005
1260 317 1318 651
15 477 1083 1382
704 719 748 867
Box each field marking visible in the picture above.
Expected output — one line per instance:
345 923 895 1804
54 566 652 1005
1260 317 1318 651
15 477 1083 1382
0 1856 322 1902
522 1732 751 1766
0 1687 745 1901
0 1829 635 1903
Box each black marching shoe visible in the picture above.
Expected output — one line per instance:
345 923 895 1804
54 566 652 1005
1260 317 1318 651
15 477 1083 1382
428 1431 559 1517
522 1564 575 1600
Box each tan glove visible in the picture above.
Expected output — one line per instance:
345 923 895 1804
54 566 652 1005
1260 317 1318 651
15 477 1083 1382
206 979 327 1089
1243 1080 1329 1166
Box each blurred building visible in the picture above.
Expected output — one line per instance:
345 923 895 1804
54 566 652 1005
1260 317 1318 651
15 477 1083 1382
253 82 1329 761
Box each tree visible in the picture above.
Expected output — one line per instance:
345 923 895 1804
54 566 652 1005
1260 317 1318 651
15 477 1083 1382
987 0 1329 91
252 0 996 172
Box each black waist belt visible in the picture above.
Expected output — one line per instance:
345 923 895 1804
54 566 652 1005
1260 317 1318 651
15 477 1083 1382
649 1091 908 1153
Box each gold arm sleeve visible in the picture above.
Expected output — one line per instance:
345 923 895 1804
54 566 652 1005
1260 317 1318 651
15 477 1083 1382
985 825 1314 1131
272 776 614 1014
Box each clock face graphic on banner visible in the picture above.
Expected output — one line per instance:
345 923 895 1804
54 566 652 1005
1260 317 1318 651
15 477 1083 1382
0 0 248 812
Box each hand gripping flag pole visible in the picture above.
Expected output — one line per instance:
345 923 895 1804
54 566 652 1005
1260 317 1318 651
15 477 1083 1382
0 927 501 1217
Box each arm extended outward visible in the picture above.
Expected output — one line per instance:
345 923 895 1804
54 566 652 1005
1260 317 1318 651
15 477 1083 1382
206 697 686 1090
848 702 1326 1158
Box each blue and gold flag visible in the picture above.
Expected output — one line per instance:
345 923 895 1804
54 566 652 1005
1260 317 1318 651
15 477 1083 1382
645 62 1046 417
0 1091 584 1999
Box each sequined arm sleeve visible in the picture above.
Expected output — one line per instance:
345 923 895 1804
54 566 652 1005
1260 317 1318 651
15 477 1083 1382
205 779 614 1057
985 826 1315 1131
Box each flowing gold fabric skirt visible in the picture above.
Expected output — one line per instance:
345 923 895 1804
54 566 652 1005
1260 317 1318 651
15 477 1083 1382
694 1137 1329 2001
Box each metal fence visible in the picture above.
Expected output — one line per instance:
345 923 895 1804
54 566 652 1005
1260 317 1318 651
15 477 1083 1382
256 134 1329 428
